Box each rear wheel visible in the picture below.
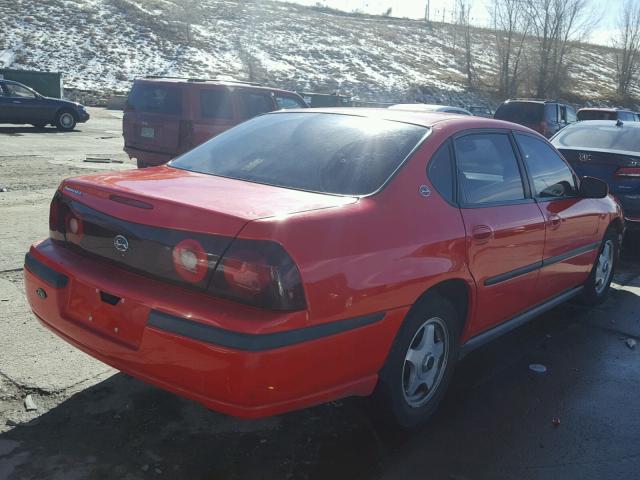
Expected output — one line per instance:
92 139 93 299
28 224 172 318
581 229 618 305
374 294 461 428
55 110 77 131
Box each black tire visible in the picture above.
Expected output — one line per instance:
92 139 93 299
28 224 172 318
373 294 461 429
581 228 618 305
32 123 47 129
55 110 77 131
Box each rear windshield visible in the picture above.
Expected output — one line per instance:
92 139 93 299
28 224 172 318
494 102 544 124
126 82 182 115
577 110 617 121
170 112 428 195
552 123 640 152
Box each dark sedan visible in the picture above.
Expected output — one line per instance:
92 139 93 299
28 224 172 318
552 120 640 229
0 79 89 131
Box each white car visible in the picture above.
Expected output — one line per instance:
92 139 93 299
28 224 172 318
388 104 473 116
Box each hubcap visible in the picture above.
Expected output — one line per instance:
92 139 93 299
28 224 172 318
60 113 73 128
594 240 614 295
402 317 449 408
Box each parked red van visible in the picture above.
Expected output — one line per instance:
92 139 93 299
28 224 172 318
123 77 308 168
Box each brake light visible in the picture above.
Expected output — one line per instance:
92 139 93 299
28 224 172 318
211 239 306 311
178 119 194 151
49 191 68 242
172 239 209 283
616 167 640 178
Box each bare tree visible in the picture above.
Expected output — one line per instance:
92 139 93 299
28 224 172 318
457 0 474 88
490 0 528 98
615 0 640 100
524 0 598 98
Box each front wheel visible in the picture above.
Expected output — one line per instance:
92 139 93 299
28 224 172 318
55 110 77 131
581 229 618 305
374 294 461 428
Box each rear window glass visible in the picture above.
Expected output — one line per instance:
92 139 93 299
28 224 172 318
577 110 617 121
494 102 544 124
552 123 640 152
200 89 233 119
170 113 428 196
275 95 306 109
127 83 182 114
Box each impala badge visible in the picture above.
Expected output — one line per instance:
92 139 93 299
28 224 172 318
113 235 129 253
419 185 432 198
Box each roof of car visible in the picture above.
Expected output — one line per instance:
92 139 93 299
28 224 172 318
269 107 536 131
577 107 631 112
136 76 298 94
388 103 467 111
563 119 640 128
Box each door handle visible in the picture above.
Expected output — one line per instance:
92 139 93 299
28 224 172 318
548 214 561 229
471 225 494 243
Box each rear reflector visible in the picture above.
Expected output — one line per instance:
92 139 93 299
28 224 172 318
616 167 640 178
172 239 208 283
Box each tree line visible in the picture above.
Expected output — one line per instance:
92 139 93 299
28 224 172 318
450 0 640 103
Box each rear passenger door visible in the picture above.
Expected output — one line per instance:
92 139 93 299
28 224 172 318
236 91 276 121
195 87 235 146
454 131 547 332
514 132 601 302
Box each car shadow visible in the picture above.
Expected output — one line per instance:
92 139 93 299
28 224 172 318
2 297 627 480
0 126 81 134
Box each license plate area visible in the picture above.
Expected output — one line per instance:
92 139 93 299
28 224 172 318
65 280 149 349
140 126 155 139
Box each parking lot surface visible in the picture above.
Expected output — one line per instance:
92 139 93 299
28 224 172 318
0 111 639 479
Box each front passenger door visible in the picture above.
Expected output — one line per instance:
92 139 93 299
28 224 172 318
454 132 547 332
514 133 601 302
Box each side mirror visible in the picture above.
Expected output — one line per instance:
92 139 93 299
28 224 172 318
579 176 608 199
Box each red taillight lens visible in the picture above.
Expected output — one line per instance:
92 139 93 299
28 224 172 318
211 239 306 311
616 167 640 178
172 239 209 283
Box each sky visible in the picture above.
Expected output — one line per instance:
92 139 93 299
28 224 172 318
281 0 619 46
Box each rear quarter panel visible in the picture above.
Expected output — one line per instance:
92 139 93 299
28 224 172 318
237 124 473 329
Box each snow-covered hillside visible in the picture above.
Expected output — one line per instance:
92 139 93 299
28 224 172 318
0 0 628 105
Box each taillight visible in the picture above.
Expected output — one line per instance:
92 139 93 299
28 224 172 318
172 239 209 283
211 239 306 311
49 191 68 241
178 120 194 151
616 167 640 178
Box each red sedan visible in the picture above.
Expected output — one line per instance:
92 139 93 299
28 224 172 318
24 109 624 427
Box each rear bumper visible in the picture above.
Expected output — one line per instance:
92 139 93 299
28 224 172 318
123 146 173 167
24 240 404 418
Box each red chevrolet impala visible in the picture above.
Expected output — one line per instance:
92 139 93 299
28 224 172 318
24 109 623 427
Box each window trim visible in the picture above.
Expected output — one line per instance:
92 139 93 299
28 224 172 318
426 140 457 207
512 130 579 203
451 128 533 208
